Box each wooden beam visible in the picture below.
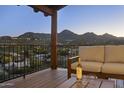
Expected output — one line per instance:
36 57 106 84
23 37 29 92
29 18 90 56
29 5 54 16
51 11 57 69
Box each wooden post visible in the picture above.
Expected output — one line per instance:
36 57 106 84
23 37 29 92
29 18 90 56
51 11 57 69
68 58 71 79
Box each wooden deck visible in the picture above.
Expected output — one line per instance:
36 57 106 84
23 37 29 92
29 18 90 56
0 68 67 88
57 77 115 88
0 68 124 88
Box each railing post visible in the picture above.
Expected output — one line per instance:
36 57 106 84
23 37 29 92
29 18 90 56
3 44 6 81
67 58 71 79
23 45 26 79
12 45 15 78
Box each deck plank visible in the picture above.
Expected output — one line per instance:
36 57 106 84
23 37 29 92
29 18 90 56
100 80 115 88
86 79 102 88
57 77 76 88
16 70 61 88
71 80 89 88
12 69 53 88
42 72 67 88
31 70 66 88
116 79 124 88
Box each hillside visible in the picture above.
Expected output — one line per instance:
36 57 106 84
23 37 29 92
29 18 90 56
1 29 124 45
70 32 124 45
58 29 79 43
18 32 51 40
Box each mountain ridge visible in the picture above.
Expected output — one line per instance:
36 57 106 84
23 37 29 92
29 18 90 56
1 29 124 45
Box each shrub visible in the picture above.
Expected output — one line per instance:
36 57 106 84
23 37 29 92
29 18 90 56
0 55 13 64
33 47 48 54
58 48 69 56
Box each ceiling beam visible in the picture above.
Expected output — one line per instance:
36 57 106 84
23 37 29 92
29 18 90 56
29 5 55 16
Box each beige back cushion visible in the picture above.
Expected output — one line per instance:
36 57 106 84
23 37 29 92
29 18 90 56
105 45 124 63
79 46 104 62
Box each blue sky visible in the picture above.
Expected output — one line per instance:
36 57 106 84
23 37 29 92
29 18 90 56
0 5 124 37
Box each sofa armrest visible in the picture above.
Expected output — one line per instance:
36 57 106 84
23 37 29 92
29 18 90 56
67 56 79 79
68 56 79 60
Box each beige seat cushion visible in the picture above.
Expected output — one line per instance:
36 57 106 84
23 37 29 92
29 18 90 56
79 46 104 62
71 61 103 72
105 45 124 63
102 63 124 75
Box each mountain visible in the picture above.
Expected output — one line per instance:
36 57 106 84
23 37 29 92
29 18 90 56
70 32 101 45
70 32 124 45
18 30 78 43
16 30 124 45
18 32 51 40
101 33 116 38
1 29 124 45
0 36 12 40
58 29 78 43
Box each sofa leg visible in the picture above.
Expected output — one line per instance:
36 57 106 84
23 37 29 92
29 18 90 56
97 75 102 79
68 73 71 79
67 67 71 79
104 77 109 79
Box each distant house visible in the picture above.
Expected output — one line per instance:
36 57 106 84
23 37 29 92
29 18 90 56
12 37 18 39
57 43 63 45
4 58 30 70
35 54 50 62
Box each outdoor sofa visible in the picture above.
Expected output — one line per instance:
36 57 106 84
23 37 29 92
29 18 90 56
68 45 124 79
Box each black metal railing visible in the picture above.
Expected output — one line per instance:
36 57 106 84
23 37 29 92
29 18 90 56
0 44 79 83
57 45 78 68
0 44 51 83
